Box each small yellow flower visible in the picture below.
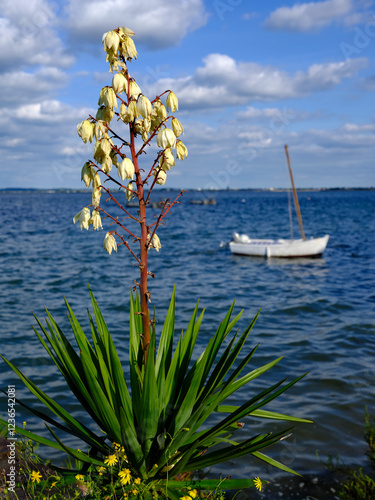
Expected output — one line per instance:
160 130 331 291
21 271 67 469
254 476 262 491
119 468 131 485
123 494 128 499
180 496 191 500
189 490 198 498
30 470 42 483
134 477 141 485
23 421 26 427
104 454 118 467
98 466 106 475
132 490 138 495
51 481 57 488
112 442 121 449
75 474 85 482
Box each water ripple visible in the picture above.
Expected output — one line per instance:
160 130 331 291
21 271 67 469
0 189 374 478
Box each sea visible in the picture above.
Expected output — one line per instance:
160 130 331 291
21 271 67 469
0 188 374 489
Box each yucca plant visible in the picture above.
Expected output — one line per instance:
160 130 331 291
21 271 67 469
1 287 310 497
1 25 312 498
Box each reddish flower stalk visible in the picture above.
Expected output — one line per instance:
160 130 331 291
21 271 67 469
75 27 188 366
129 124 151 361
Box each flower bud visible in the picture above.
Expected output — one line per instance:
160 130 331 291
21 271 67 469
91 210 103 231
154 169 167 185
81 162 95 187
157 128 176 149
136 94 152 118
112 73 128 94
172 118 184 137
166 91 178 112
103 232 117 255
176 140 188 160
92 187 101 207
126 182 134 201
73 207 91 230
129 80 141 99
77 120 94 143
118 158 135 180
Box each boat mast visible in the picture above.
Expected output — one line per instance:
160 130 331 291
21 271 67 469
284 145 305 240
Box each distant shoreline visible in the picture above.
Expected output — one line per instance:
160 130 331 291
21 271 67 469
1 187 374 194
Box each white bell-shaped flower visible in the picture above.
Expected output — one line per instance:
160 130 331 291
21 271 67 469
166 91 178 113
73 207 91 230
91 210 103 231
118 158 135 180
103 232 117 254
157 128 176 149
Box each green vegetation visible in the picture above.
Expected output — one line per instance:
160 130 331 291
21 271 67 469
338 411 375 500
0 25 311 499
1 288 309 498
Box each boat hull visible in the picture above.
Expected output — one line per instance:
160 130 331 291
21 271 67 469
229 234 329 258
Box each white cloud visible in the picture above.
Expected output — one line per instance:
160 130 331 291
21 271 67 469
236 106 317 123
64 0 209 49
0 98 94 187
265 0 356 32
0 0 74 70
0 68 69 106
342 121 375 131
152 54 367 109
11 100 92 123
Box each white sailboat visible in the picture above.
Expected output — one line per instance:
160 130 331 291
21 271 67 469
229 145 329 258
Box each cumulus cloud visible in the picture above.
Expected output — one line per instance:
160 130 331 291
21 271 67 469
265 0 358 32
0 0 74 70
0 98 94 187
151 54 367 109
64 0 209 50
0 68 69 106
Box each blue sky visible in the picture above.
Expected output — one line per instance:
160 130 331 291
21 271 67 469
1 0 374 189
